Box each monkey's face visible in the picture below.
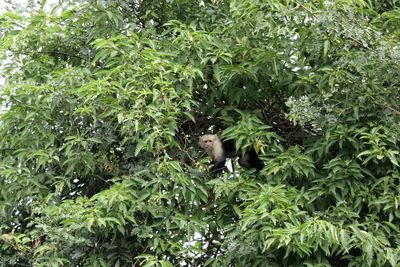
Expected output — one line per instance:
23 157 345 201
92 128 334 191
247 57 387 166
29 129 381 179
199 135 215 152
202 138 214 151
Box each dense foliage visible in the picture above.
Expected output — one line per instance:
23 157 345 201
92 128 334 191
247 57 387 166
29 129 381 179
0 0 400 266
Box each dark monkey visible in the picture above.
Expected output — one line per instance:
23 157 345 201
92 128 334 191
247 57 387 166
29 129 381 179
199 134 264 174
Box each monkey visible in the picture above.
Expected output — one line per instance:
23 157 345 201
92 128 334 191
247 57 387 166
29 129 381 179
199 134 264 174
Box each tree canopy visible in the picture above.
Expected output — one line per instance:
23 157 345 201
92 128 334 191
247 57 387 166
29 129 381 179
0 0 400 266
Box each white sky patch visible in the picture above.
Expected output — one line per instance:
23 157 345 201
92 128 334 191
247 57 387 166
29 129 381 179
0 0 58 12
0 0 58 86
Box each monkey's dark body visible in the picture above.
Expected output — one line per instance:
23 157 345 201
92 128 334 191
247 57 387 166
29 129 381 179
210 139 264 174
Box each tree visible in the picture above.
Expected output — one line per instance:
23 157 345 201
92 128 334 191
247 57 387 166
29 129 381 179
0 0 400 266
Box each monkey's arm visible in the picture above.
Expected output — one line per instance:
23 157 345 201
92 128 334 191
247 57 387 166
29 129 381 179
210 160 227 174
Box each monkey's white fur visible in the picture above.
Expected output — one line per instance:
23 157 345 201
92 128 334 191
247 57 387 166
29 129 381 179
199 134 225 162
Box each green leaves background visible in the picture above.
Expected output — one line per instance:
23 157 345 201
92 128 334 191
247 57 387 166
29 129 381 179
0 0 399 266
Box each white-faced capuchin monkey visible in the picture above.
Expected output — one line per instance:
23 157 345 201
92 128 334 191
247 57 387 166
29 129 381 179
199 134 264 175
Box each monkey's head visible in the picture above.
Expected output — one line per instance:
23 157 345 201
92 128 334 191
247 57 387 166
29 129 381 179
199 134 218 153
